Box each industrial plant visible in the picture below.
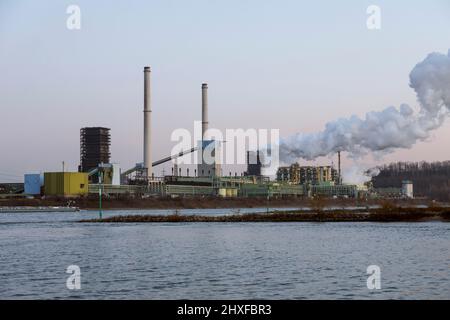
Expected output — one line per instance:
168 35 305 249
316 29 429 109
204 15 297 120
4 67 414 201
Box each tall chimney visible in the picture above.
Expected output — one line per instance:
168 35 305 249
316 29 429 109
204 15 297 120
338 151 341 185
143 66 152 179
202 83 208 140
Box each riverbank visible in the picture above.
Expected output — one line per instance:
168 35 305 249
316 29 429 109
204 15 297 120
0 196 442 210
81 206 450 223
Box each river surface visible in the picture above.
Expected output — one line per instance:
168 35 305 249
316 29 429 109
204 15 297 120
0 208 449 299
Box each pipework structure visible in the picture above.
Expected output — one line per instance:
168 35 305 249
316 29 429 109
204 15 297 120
276 163 337 185
143 66 152 179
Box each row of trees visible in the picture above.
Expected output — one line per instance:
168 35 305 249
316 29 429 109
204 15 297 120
372 161 450 201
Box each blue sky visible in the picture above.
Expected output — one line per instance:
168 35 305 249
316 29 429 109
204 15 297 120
1 0 450 181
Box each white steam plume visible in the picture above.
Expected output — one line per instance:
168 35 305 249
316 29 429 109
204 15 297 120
341 165 380 186
279 50 450 164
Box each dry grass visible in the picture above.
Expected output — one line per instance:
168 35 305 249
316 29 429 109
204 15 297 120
80 206 450 223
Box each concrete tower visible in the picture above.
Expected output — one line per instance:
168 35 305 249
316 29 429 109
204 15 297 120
143 66 152 179
202 83 208 140
198 83 221 177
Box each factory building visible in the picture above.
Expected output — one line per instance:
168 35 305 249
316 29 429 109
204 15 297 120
276 163 338 185
197 140 222 177
0 183 24 195
44 172 88 196
83 67 361 199
79 127 111 181
310 183 358 198
370 182 414 199
402 180 414 199
9 66 404 201
372 187 403 199
100 163 121 185
245 151 263 176
24 174 43 195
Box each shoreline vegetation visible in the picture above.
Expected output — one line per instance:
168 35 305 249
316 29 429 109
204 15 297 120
81 206 450 223
0 196 446 210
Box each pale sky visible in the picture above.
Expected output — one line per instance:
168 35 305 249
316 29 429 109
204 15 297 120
1 0 450 181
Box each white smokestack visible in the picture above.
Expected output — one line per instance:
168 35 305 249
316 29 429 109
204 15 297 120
202 83 208 140
143 66 152 179
279 50 450 165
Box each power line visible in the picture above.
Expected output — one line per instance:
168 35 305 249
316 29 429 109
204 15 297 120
0 172 22 178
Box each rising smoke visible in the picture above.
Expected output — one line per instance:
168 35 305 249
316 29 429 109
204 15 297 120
279 50 450 182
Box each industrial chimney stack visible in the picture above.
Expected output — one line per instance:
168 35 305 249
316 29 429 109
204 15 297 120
338 151 341 185
143 66 152 179
202 83 208 140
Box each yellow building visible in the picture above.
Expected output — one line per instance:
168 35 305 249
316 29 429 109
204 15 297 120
44 172 89 196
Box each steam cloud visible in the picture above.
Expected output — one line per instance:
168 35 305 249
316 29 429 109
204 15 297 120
279 50 450 166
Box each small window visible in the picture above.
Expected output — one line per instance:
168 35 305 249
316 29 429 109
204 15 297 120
80 184 85 188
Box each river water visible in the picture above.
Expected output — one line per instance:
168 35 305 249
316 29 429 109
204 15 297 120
0 208 449 299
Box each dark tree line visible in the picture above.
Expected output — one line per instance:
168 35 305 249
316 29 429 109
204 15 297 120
371 161 450 201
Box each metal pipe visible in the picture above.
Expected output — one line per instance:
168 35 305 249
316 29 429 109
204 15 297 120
143 66 152 179
152 147 197 167
121 148 197 179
